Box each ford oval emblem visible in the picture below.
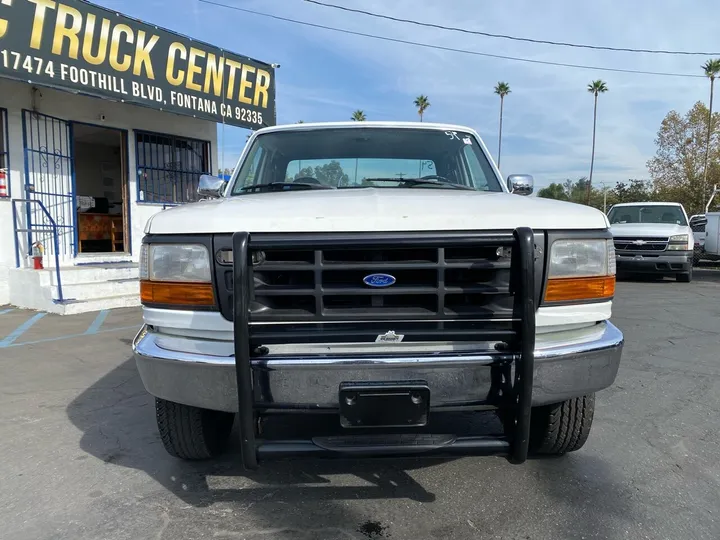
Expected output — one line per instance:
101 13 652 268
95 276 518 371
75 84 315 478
363 273 396 288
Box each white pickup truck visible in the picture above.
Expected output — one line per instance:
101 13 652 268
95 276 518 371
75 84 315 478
133 121 624 467
608 202 694 282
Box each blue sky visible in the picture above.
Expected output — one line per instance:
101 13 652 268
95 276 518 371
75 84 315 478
96 0 717 188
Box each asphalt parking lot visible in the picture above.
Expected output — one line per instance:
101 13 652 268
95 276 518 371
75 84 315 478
2 268 720 540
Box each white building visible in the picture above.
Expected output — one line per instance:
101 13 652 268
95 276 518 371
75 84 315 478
0 78 217 312
0 0 275 313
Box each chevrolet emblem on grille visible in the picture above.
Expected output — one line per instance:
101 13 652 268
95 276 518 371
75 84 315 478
633 240 646 245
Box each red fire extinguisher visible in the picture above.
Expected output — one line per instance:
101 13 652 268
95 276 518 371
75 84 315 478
0 169 7 198
32 241 44 270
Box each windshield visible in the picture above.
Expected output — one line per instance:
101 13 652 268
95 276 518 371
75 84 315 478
229 127 502 195
607 205 687 226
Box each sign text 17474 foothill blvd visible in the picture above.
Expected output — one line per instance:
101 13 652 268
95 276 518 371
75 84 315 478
0 0 276 129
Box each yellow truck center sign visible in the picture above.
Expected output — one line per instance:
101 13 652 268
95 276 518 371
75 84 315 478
0 0 276 128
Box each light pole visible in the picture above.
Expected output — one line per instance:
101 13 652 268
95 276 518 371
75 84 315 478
597 182 610 213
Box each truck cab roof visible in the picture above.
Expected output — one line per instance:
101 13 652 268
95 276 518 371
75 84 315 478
253 121 483 134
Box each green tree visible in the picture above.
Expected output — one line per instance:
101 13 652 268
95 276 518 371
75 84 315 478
702 59 720 199
351 110 367 121
537 182 568 201
539 177 606 210
294 166 315 179
538 177 660 211
414 95 430 122
294 160 350 187
586 80 609 204
647 101 720 214
612 179 654 204
539 177 625 211
493 82 511 168
566 177 590 204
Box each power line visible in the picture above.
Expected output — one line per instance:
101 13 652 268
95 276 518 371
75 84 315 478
197 0 705 79
305 0 720 57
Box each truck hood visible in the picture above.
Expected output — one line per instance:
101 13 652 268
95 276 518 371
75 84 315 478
145 189 610 234
610 222 690 238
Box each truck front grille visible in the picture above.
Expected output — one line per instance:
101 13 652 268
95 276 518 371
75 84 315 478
613 237 668 252
213 231 544 344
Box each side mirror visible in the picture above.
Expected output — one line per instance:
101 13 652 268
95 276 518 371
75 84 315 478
198 174 227 199
507 174 534 196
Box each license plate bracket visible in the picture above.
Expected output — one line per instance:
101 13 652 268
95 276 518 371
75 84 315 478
339 381 430 428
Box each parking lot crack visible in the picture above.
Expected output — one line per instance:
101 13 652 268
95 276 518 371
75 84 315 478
78 391 147 415
212 526 359 539
154 507 171 540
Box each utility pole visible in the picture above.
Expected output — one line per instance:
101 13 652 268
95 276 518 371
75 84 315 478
597 182 610 213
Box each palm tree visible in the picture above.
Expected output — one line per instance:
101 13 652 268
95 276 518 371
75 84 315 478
493 82 511 168
586 80 609 204
351 110 367 121
414 95 430 122
702 59 720 201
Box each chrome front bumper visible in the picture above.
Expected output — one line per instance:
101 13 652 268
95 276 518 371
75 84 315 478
133 321 624 413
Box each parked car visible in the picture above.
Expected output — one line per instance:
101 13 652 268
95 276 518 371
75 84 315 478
608 202 695 282
133 121 624 467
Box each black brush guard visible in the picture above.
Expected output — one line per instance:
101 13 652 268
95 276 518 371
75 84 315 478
232 228 536 469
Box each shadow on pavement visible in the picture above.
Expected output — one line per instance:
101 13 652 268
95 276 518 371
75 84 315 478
66 357 638 539
528 453 638 539
616 272 666 283
694 267 720 282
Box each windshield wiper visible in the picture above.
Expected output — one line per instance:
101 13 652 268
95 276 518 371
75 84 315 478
362 177 475 190
240 182 335 193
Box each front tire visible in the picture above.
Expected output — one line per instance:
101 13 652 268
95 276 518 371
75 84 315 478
529 394 595 455
155 398 235 460
677 268 692 283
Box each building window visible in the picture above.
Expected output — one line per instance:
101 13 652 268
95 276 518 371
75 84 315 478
0 108 9 198
135 131 211 204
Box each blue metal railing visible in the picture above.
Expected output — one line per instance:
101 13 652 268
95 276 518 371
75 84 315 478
11 199 64 303
0 108 9 198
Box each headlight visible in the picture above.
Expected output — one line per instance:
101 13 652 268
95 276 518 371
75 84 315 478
141 244 211 282
545 238 615 303
139 243 215 309
548 239 615 278
668 234 691 250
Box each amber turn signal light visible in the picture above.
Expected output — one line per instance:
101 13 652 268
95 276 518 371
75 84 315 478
544 276 615 303
140 280 216 307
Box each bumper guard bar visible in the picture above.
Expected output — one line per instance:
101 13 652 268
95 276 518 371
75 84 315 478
232 228 536 469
